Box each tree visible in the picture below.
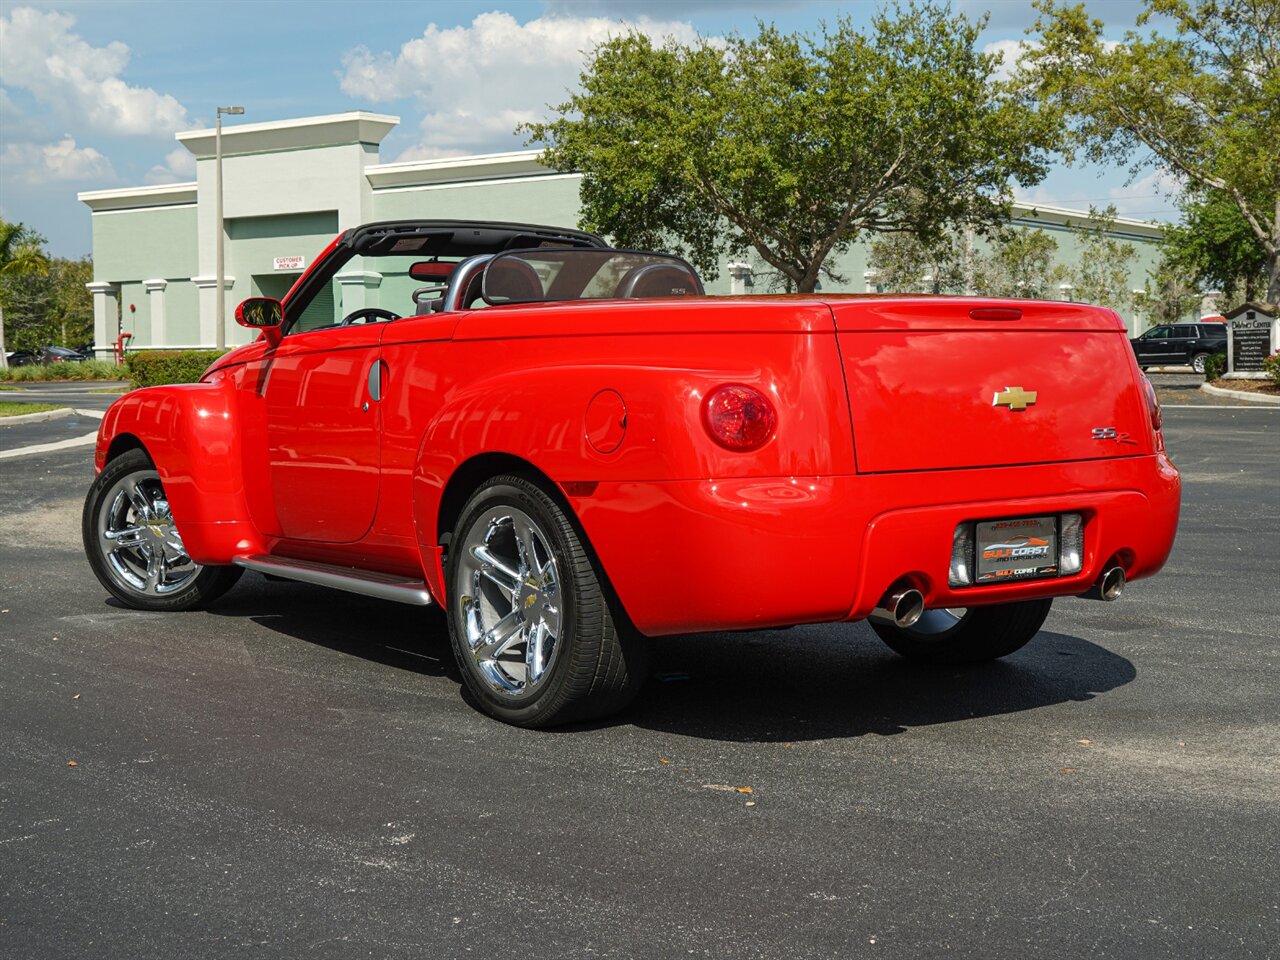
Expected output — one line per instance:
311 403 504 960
525 3 1055 292
1139 259 1201 328
973 229 1066 298
0 219 51 368
1161 189 1268 304
868 232 968 294
1065 207 1138 315
49 257 94 348
1017 0 1280 302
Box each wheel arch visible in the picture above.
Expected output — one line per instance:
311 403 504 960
436 451 563 546
425 450 639 634
104 432 152 465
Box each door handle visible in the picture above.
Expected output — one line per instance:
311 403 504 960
366 359 383 403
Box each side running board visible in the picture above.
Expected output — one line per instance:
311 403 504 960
233 554 434 606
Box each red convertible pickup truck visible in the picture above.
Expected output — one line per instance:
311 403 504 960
84 220 1181 727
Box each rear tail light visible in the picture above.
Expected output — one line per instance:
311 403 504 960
703 384 776 451
1141 373 1162 432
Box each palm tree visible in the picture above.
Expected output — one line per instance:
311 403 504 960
0 219 51 369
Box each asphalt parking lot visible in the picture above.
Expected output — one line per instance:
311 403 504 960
1 379 1277 959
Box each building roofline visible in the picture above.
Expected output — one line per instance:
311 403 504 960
1010 201 1166 236
78 181 198 212
365 150 547 189
176 111 400 159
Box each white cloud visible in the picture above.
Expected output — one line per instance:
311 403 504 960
393 144 472 162
1 137 115 184
0 6 191 138
983 39 1039 82
984 37 1123 82
338 11 700 159
144 147 197 185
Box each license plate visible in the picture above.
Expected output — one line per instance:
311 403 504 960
975 516 1059 583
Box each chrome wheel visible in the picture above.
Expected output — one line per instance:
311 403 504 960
456 506 562 698
95 469 201 596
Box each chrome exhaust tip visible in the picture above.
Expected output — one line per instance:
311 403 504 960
1083 566 1126 602
870 587 925 628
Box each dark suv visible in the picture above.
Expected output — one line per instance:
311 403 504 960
1130 322 1227 373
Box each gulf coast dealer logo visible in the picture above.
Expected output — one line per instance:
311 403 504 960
982 535 1052 562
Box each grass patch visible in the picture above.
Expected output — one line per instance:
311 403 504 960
0 401 64 417
0 384 22 391
0 360 126 382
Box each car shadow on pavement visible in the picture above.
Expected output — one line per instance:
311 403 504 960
618 627 1136 743
204 576 456 680
200 577 1134 741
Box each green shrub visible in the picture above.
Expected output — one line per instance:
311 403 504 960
0 359 124 381
1203 352 1227 382
1264 352 1280 386
126 350 227 388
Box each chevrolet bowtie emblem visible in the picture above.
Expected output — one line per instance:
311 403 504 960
992 386 1038 411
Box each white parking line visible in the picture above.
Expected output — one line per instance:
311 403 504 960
0 432 98 460
1163 405 1280 410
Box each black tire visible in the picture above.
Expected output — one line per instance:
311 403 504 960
446 474 648 728
83 448 242 611
871 599 1052 665
1190 352 1210 374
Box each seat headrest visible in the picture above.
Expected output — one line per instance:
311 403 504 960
484 257 545 303
614 263 701 299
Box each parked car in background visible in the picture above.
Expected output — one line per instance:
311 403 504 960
83 219 1182 728
1130 322 1227 373
41 345 84 364
3 345 91 366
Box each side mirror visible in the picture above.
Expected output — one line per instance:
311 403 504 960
236 297 283 329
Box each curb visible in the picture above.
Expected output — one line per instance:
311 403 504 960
1200 382 1280 405
0 406 74 425
0 406 106 426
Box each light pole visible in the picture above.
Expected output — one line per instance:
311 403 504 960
215 105 244 350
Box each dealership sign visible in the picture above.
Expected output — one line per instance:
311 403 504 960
273 256 306 271
1224 302 1278 379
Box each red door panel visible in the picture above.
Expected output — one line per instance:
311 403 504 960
265 326 382 542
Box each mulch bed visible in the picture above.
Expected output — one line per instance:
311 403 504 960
1209 379 1280 396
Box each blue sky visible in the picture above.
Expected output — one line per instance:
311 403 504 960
0 0 1179 258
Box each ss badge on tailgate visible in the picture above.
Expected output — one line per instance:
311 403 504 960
1092 427 1137 445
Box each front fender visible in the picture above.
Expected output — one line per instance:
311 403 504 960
95 379 262 563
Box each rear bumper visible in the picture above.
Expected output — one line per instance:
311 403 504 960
573 454 1180 637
